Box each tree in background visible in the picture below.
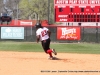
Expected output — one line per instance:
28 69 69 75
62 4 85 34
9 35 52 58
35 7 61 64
19 0 54 24
0 0 4 14
0 0 20 19
0 0 54 24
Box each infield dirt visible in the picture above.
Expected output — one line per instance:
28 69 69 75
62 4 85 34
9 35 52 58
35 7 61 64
0 51 100 75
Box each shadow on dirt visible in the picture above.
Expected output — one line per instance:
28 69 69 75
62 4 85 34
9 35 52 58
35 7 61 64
52 57 61 60
51 57 70 62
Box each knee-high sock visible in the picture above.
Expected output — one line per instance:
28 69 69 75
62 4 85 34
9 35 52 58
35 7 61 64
47 49 53 57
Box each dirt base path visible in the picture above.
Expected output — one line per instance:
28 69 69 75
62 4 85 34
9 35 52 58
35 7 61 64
0 51 100 75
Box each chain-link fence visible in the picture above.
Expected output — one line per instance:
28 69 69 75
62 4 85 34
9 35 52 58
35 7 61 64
0 26 100 43
81 27 100 43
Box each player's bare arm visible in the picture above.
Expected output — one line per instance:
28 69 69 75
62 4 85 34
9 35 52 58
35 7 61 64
36 35 40 43
47 30 51 37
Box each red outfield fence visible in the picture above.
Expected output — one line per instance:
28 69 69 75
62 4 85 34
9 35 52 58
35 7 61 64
0 25 100 43
0 20 48 26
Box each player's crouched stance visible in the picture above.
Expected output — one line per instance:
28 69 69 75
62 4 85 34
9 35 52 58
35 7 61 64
35 23 57 60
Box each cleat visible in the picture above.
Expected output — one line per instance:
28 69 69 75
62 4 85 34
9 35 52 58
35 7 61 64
52 49 57 55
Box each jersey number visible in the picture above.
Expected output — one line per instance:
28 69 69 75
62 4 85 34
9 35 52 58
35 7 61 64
41 30 47 37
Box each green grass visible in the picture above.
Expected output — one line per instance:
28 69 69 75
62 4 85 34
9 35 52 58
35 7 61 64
0 41 100 54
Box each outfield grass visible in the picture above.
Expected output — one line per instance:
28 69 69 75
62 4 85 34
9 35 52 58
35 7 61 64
0 41 100 54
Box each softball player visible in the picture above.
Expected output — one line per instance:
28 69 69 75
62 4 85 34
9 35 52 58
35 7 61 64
35 23 57 59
